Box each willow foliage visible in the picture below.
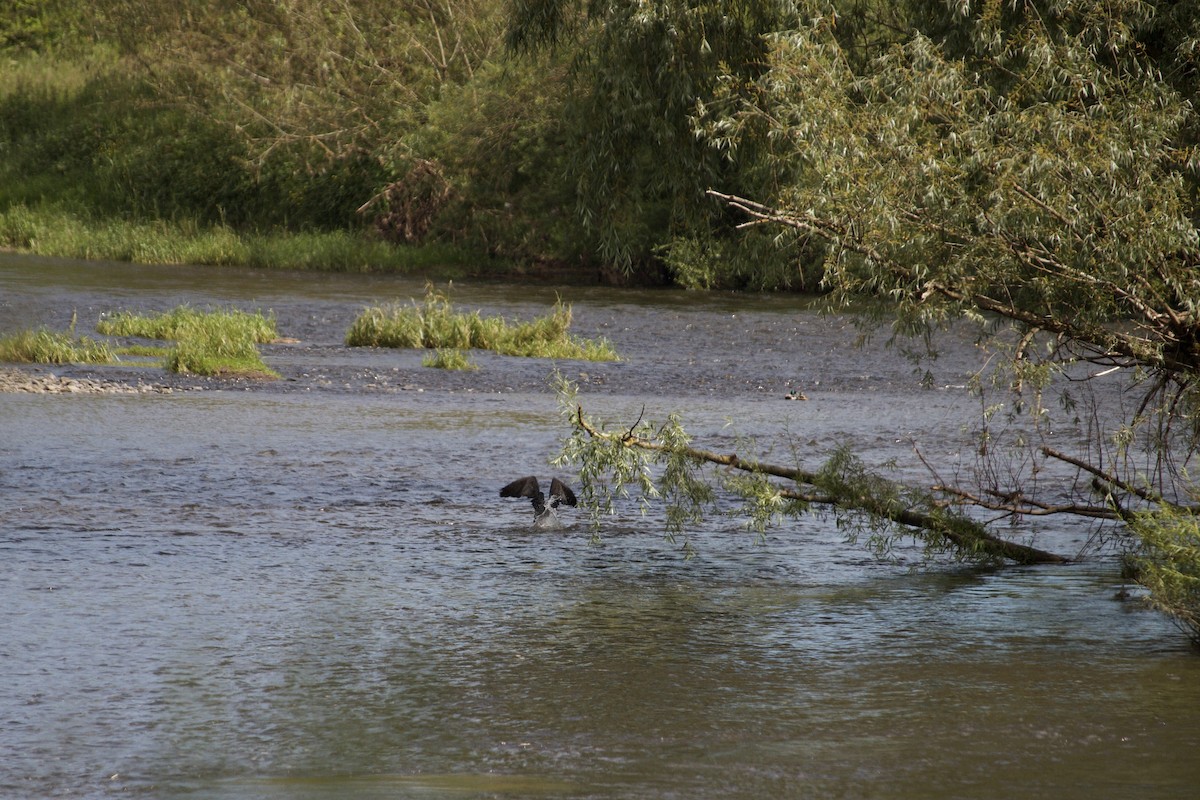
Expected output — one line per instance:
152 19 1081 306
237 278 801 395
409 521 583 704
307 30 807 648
554 378 1065 564
543 2 1200 635
703 3 1200 479
705 17 1197 336
507 0 796 271
693 1 1200 629
1132 508 1200 642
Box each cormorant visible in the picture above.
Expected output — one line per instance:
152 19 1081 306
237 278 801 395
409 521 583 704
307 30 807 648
500 476 578 528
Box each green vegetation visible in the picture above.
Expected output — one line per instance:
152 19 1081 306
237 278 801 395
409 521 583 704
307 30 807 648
555 378 1066 566
422 348 479 371
2 1 1197 287
0 4 492 277
97 306 277 344
0 327 114 365
1132 509 1200 642
347 287 619 361
0 204 478 273
0 306 279 377
162 331 278 379
500 0 1200 639
97 306 279 378
113 344 167 359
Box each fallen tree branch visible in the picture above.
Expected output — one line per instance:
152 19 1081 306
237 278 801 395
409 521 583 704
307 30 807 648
573 404 1070 565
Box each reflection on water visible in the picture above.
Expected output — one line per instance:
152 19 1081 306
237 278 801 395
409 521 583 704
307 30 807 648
2 256 1200 799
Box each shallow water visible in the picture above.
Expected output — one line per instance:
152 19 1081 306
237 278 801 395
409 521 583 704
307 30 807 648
2 254 1199 799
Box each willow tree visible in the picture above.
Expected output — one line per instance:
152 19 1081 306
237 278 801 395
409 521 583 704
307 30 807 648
556 1 1200 637
506 0 796 276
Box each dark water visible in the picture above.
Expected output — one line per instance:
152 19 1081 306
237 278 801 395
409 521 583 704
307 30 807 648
2 254 1199 799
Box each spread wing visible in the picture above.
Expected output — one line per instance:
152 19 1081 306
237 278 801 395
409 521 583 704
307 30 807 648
549 478 577 507
500 475 540 499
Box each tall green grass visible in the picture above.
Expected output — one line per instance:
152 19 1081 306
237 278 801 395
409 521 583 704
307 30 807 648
0 327 115 364
346 287 620 361
422 348 479 371
162 331 277 378
0 46 109 100
0 203 479 273
0 204 249 265
98 306 278 344
97 306 279 377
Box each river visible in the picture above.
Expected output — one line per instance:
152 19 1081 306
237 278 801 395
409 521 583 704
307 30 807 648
2 253 1198 799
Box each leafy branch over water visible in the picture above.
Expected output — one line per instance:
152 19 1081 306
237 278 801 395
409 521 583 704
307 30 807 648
557 370 1200 641
554 378 1068 565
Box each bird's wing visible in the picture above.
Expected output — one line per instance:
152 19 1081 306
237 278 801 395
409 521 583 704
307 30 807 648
549 478 578 507
500 475 540 498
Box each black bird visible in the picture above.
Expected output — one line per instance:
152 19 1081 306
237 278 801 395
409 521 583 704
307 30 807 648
500 476 578 527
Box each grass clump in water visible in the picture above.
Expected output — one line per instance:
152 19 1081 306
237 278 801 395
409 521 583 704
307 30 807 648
346 287 619 361
0 327 115 364
114 344 168 358
163 331 278 378
96 306 279 378
97 306 278 343
422 348 478 371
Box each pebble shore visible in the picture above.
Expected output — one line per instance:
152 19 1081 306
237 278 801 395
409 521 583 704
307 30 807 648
0 367 177 395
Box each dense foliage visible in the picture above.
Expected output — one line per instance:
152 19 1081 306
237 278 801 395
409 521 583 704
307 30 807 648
549 0 1200 637
4 1 1196 283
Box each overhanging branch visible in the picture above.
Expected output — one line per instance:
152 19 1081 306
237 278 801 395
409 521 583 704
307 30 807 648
573 404 1069 565
706 189 1197 377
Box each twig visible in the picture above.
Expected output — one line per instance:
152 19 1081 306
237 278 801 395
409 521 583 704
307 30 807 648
625 404 646 441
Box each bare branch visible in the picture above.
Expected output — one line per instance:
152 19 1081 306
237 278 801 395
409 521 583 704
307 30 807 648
1041 445 1167 508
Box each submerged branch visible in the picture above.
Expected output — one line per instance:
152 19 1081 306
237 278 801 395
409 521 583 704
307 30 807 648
929 483 1119 520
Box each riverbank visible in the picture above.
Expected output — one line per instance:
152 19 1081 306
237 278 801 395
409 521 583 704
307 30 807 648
0 205 508 278
0 213 630 287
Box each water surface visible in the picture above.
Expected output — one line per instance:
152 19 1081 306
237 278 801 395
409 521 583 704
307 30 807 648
2 254 1198 799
